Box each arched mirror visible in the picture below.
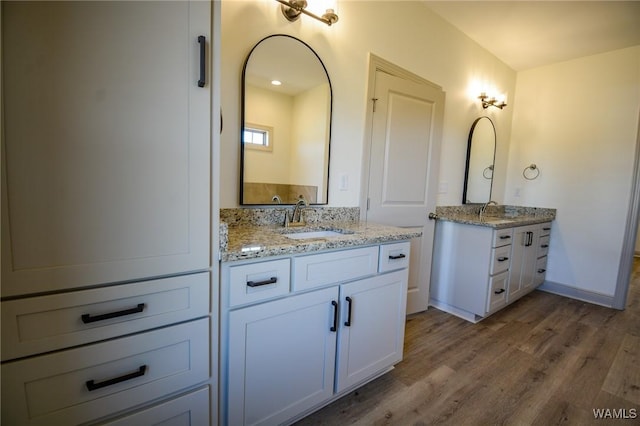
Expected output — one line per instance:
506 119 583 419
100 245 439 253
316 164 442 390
240 34 332 205
462 116 496 204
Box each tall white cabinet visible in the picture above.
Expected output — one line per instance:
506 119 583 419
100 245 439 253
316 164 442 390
1 1 218 424
2 0 210 297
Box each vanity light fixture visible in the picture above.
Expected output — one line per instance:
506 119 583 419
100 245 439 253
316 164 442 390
478 92 507 110
276 0 339 26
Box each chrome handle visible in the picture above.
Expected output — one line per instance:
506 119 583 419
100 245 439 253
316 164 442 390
428 212 438 220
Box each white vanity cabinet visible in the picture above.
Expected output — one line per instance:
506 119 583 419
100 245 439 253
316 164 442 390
221 242 410 425
430 221 552 322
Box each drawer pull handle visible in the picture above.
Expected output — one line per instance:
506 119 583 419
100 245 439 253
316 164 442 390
344 296 353 327
499 235 511 240
86 365 147 392
540 244 549 248
247 277 277 287
543 227 551 231
330 301 338 332
497 256 509 262
81 303 145 324
538 268 546 273
494 289 506 294
389 253 406 260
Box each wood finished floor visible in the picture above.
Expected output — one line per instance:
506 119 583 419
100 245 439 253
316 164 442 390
296 260 640 425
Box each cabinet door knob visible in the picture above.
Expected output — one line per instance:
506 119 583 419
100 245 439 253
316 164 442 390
428 212 438 220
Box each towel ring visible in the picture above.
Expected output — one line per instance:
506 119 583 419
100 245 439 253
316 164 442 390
523 164 540 180
483 165 494 179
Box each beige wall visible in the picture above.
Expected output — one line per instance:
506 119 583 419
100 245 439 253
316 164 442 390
222 1 640 301
505 46 640 297
221 0 517 207
244 84 293 184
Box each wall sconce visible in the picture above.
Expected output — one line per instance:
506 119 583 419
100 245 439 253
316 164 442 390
276 0 339 26
478 92 507 110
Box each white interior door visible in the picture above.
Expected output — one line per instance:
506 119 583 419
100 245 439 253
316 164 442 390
365 70 445 314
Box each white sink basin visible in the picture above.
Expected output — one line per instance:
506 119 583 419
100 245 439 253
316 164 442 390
284 230 344 240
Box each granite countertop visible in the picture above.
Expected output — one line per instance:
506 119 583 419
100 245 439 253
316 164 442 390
436 213 554 229
435 205 556 229
221 221 421 262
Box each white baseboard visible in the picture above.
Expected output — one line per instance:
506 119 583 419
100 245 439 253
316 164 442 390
538 280 617 309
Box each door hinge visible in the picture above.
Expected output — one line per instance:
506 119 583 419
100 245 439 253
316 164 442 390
372 98 378 112
366 198 370 210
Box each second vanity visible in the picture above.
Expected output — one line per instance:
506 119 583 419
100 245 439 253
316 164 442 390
219 208 419 425
430 205 556 323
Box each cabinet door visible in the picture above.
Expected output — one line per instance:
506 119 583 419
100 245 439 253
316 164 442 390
509 225 539 301
1 1 210 297
336 269 408 393
228 287 339 426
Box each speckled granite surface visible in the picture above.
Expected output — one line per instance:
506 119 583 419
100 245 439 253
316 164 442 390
435 205 556 229
220 207 360 227
221 207 420 262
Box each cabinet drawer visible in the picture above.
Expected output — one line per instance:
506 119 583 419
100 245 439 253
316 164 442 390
535 256 548 286
493 228 513 247
1 319 209 426
293 246 379 292
487 271 509 314
490 245 512 275
96 386 209 426
1 273 209 361
378 241 411 273
228 258 290 307
538 235 550 258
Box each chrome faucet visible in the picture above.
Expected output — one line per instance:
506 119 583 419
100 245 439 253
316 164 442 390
285 197 309 227
479 200 498 220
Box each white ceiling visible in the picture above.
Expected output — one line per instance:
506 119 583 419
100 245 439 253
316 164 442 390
422 1 640 71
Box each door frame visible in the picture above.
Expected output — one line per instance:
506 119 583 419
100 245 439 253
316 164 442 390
359 54 444 216
615 108 640 309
